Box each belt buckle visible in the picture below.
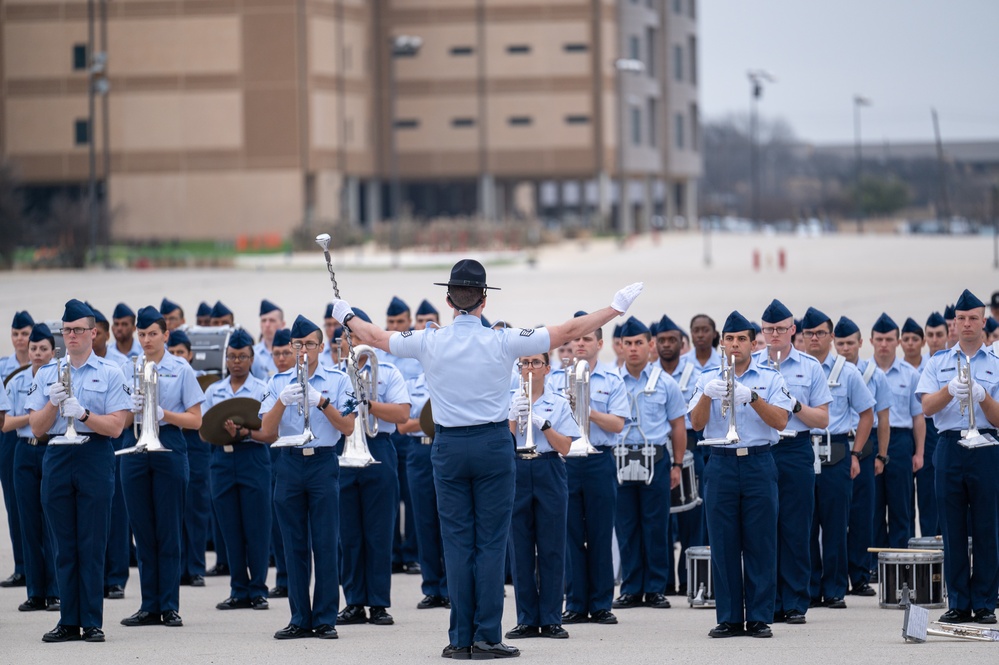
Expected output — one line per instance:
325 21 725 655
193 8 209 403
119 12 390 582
223 445 234 453
737 447 748 457
303 448 315 457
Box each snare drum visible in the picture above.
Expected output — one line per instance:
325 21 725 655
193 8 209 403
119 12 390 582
670 450 702 514
878 551 946 609
907 537 943 551
686 546 714 608
186 325 235 375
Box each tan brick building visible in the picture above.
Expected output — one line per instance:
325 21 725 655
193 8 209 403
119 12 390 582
1 0 701 240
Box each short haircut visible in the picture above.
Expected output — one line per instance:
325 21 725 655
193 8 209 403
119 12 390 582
448 286 485 311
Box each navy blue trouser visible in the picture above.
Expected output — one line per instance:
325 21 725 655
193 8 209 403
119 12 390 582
432 421 515 647
914 417 939 536
211 443 272 599
510 453 568 627
935 431 999 612
1 429 24 575
120 425 189 614
874 428 914 548
809 438 852 600
676 429 706 586
772 434 814 615
337 432 398 608
564 449 617 615
105 435 130 588
848 446 875 587
14 439 57 598
616 454 671 595
406 437 447 597
182 429 210 579
274 447 340 629
269 446 287 588
391 432 419 565
704 446 778 626
42 435 115 628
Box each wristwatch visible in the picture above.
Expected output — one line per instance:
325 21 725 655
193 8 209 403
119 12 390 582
792 401 802 414
876 454 889 465
341 312 355 329
540 420 552 432
851 450 863 459
671 462 684 469
750 391 759 403
79 409 91 423
319 397 331 411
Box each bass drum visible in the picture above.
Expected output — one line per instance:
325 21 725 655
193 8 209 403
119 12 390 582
185 325 236 376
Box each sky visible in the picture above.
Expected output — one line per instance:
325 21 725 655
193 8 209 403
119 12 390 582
700 0 999 145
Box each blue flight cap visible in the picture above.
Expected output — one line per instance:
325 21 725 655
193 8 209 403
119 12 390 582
324 303 335 319
656 314 682 334
352 307 372 324
332 327 344 342
612 324 623 339
260 299 281 316
272 329 292 347
290 315 320 339
986 317 999 335
387 296 409 316
834 316 860 338
722 311 753 334
63 299 95 322
943 304 956 321
799 307 831 331
228 329 254 349
11 311 34 329
619 316 650 338
480 315 491 328
954 289 985 311
871 312 899 334
211 301 233 319
85 302 107 324
416 299 439 316
648 321 658 336
901 317 923 336
29 323 54 345
113 303 135 320
197 302 212 318
925 312 946 328
751 321 762 334
573 310 588 318
160 298 181 315
136 306 163 329
167 330 191 349
761 299 793 324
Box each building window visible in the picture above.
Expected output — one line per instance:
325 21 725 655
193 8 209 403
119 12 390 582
688 35 698 84
631 106 641 145
563 43 588 53
73 44 87 70
565 115 590 124
673 0 682 14
450 46 474 56
689 0 697 19
690 102 700 151
452 117 475 128
74 119 90 145
507 45 531 54
674 44 683 81
648 99 657 147
645 27 656 77
394 119 419 129
628 35 641 62
508 116 533 126
345 118 354 144
675 112 685 149
675 182 685 213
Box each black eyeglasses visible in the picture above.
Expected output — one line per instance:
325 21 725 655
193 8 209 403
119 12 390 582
63 327 93 336
272 350 294 358
761 326 791 335
804 331 830 339
519 359 547 369
226 354 252 362
292 341 320 351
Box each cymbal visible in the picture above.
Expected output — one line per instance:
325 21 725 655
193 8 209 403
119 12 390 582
198 373 222 392
3 364 30 388
200 397 262 446
419 400 435 439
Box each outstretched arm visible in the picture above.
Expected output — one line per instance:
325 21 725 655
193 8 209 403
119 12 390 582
546 283 644 348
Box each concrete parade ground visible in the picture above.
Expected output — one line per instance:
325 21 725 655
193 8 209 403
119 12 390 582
1 230 998 663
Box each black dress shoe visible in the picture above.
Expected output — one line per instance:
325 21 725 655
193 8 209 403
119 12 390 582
850 582 876 597
772 610 786 623
645 592 672 608
825 597 847 609
217 597 252 610
504 624 540 639
809 597 825 608
251 596 270 610
612 593 642 609
405 561 422 575
746 621 773 638
785 611 807 625
336 604 368 625
162 610 183 627
392 562 406 574
540 624 569 639
974 609 997 624
18 596 47 612
561 610 589 624
105 584 125 600
677 585 688 597
938 608 973 623
418 594 449 609
274 623 313 640
46 597 61 612
314 623 338 639
42 624 81 643
121 610 161 626
269 586 288 598
442 644 472 659
206 563 229 576
590 609 618 625
708 622 744 638
470 641 520 659
368 606 394 625
189 575 205 588
662 587 679 596
0 572 26 588
82 627 105 643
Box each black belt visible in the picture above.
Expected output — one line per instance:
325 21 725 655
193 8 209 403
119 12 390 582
434 420 508 434
517 451 561 460
711 445 772 457
889 427 913 434
287 446 335 457
216 442 263 454
24 436 50 447
939 429 999 442
775 431 810 445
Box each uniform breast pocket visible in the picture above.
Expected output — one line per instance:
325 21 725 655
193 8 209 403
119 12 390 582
973 368 999 397
785 378 810 402
77 379 108 406
591 393 610 413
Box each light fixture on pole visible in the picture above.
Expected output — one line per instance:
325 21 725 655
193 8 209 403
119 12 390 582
854 94 871 234
747 69 774 228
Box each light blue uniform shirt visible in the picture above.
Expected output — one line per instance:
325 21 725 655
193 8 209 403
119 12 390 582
251 341 278 381
753 346 831 433
811 354 876 436
111 338 142 359
406 372 430 421
549 361 630 448
684 347 722 372
0 377 12 412
6 368 36 437
0 354 25 383
876 357 922 427
203 374 270 413
389 315 551 428
660 356 701 430
856 359 892 429
123 352 205 425
509 388 580 454
688 364 793 447
104 345 131 371
620 363 687 446
260 363 354 447
916 345 999 432
334 360 410 435
27 351 132 435
375 348 423 383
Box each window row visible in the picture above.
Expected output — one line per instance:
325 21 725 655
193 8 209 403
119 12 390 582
446 43 589 57
394 115 592 129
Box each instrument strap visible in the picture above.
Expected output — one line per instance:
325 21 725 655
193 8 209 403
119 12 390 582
862 361 876 385
678 362 694 393
828 355 847 386
644 364 662 395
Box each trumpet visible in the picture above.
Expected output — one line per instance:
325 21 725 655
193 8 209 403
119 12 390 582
117 358 171 455
272 350 317 448
515 372 539 459
700 351 740 446
764 344 782 372
561 357 576 411
339 344 379 467
902 587 999 642
566 359 600 457
956 354 998 448
50 352 89 445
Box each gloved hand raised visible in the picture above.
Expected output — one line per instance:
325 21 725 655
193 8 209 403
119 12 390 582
330 300 353 325
610 283 644 315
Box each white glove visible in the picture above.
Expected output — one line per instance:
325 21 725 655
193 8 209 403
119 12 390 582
49 382 68 407
531 413 548 430
132 392 144 414
733 384 753 405
971 383 986 404
304 384 322 408
788 395 798 412
508 394 530 421
610 282 644 315
279 383 304 407
947 377 969 400
704 379 728 400
330 299 353 325
62 397 85 420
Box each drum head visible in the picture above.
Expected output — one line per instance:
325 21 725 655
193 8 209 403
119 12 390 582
419 400 435 438
200 397 263 446
198 373 222 392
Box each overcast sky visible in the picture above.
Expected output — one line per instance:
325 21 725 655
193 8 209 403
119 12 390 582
700 0 999 145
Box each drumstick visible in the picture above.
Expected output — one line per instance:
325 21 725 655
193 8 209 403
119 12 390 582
867 548 939 553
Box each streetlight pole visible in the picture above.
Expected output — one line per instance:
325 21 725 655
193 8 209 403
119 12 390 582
388 34 422 268
615 58 644 239
854 95 871 234
747 70 774 229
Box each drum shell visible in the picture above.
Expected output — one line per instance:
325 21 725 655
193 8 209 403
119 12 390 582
878 551 946 609
686 546 714 608
186 325 234 374
670 450 702 514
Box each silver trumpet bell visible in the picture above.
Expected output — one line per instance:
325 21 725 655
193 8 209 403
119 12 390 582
338 345 380 467
957 354 998 448
566 359 600 457
700 352 741 446
515 372 540 459
902 586 999 642
272 351 317 448
117 360 171 455
50 354 90 445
